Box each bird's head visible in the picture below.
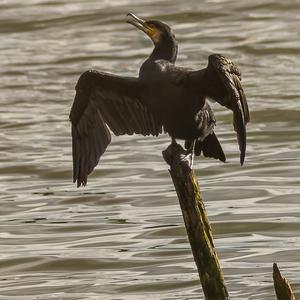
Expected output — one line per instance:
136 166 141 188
127 13 176 47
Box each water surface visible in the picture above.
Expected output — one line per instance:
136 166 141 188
0 0 299 299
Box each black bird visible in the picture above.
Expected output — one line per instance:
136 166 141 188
70 13 250 187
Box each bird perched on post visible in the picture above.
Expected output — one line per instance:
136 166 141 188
69 13 250 187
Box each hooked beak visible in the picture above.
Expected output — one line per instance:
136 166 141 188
126 13 155 37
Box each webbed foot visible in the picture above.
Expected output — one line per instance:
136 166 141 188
162 138 195 170
180 152 194 169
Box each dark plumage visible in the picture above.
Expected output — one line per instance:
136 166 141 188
70 13 250 187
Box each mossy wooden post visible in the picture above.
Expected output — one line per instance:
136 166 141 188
273 263 296 300
163 143 228 300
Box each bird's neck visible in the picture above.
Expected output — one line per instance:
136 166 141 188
150 38 178 63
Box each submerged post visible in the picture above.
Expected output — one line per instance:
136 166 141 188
163 143 228 300
273 263 296 300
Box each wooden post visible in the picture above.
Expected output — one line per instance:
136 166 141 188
163 142 229 300
273 263 296 300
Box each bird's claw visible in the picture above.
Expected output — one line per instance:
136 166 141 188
163 139 194 170
180 152 194 169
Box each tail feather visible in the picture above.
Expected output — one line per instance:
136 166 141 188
185 132 226 163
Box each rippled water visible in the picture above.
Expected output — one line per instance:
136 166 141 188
0 0 299 299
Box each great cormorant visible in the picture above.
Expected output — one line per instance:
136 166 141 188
70 13 250 187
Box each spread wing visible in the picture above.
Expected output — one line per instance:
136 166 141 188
204 54 250 165
69 70 162 187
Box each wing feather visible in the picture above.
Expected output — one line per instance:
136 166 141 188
69 70 162 187
205 54 250 165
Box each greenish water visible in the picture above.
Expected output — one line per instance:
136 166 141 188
0 0 299 299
